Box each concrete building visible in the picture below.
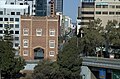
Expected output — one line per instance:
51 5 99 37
0 0 29 55
20 15 59 61
0 0 48 55
77 0 120 34
54 0 63 13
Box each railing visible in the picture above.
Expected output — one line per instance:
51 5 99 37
82 57 120 70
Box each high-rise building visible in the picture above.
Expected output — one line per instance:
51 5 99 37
54 0 63 13
77 0 120 34
0 0 29 55
35 0 47 16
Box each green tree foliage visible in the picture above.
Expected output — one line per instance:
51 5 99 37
33 37 82 79
0 25 25 79
79 19 104 56
78 19 120 56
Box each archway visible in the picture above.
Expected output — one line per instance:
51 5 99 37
34 48 44 60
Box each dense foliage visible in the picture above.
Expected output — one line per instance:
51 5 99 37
32 37 82 79
78 19 120 57
0 25 25 79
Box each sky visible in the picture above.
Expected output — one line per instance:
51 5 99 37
63 0 80 23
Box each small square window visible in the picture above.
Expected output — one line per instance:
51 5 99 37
0 24 3 27
4 18 8 21
49 51 55 57
4 24 8 28
15 18 19 22
10 24 14 28
10 30 14 34
49 40 55 48
0 11 3 15
0 18 3 21
15 37 19 41
23 28 29 36
10 18 14 21
20 3 23 5
15 24 19 28
23 39 29 48
0 30 3 34
11 12 15 15
36 29 42 36
16 12 20 15
49 29 55 36
23 50 29 56
15 31 19 34
15 43 19 47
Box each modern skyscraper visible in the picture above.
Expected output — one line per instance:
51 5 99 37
35 0 47 16
54 0 63 13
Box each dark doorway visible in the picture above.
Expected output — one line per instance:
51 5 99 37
34 48 44 60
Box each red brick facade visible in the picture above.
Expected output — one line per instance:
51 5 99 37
20 16 59 61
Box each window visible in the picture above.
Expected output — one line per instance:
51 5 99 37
116 5 120 8
23 39 29 48
15 37 19 41
11 12 15 15
4 18 8 21
109 5 115 8
10 24 14 28
49 40 55 48
15 24 19 28
15 43 19 47
20 3 23 5
0 24 3 27
96 11 101 14
10 18 14 21
11 2 14 5
0 18 3 21
16 12 20 15
15 31 19 34
49 29 55 36
36 29 42 36
23 28 29 36
0 11 3 15
102 12 108 14
109 12 114 15
0 30 3 34
4 24 8 28
96 5 101 8
23 50 29 56
10 30 14 34
49 51 55 57
15 18 19 22
116 12 120 15
102 5 108 8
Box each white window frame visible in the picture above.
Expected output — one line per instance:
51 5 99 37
49 40 55 48
49 29 55 36
23 50 29 56
36 29 42 36
49 51 55 57
23 39 29 48
23 28 29 36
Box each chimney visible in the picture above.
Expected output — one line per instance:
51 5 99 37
49 0 55 16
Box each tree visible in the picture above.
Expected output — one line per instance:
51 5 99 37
0 24 25 79
78 19 120 57
78 19 104 56
33 37 82 79
57 37 82 79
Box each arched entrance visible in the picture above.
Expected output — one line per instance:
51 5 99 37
34 48 44 60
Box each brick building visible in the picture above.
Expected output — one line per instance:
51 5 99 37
20 15 59 61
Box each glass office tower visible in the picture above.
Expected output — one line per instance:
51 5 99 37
35 0 47 16
54 0 63 13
